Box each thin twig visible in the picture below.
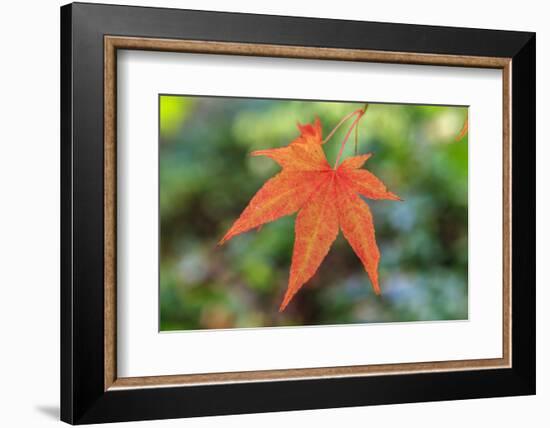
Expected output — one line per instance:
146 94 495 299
334 112 365 168
323 109 362 144
333 103 370 168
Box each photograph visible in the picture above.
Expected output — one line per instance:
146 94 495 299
159 95 469 331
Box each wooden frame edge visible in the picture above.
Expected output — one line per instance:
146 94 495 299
106 36 511 67
103 35 512 391
104 37 117 390
110 357 508 390
502 61 512 369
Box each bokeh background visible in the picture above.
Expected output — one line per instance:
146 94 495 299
159 95 468 331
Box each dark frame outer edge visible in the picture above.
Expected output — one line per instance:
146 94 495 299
60 4 74 425
510 34 536 391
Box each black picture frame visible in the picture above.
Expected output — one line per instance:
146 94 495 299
61 2 535 424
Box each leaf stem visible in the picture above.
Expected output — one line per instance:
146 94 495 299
353 121 359 155
322 109 362 145
333 104 369 168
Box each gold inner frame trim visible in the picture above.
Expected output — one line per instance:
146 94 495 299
104 35 512 391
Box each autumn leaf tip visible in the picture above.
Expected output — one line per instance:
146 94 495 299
217 234 231 246
455 118 468 141
279 289 295 312
385 192 402 201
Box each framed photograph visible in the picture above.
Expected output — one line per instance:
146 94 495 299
60 2 535 424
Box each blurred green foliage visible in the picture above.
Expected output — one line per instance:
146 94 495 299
159 96 468 331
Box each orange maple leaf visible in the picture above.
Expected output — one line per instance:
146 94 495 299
456 117 468 141
219 115 400 311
